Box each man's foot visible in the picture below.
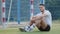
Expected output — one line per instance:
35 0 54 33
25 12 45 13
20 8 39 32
19 28 26 32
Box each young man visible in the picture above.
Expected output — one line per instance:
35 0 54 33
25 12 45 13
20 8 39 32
19 4 52 32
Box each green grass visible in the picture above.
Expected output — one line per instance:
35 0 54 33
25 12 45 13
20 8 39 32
0 20 60 34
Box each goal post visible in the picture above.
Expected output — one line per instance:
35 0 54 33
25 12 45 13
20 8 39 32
1 0 6 29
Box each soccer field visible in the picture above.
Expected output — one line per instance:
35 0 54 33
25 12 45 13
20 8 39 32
0 20 60 34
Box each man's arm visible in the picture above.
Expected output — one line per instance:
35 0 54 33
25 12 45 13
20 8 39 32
35 13 46 20
35 12 49 20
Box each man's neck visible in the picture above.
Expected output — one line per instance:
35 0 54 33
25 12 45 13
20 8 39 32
42 11 44 14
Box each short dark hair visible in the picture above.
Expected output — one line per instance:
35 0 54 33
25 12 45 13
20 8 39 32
39 4 45 6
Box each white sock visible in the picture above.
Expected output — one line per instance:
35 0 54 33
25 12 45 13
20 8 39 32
24 25 30 32
30 24 35 30
24 24 35 32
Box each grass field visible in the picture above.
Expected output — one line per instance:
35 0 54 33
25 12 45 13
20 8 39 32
0 20 60 34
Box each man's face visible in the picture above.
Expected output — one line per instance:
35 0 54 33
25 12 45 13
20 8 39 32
39 5 45 12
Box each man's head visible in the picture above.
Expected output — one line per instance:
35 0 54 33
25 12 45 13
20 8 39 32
39 4 45 12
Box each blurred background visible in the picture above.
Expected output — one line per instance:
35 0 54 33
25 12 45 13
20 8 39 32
0 0 60 34
0 0 60 25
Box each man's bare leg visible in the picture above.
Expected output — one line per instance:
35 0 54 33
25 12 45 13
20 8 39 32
36 20 47 29
29 19 36 26
40 17 47 29
36 20 50 31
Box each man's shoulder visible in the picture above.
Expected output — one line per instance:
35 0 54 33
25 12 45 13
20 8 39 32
45 10 51 13
45 10 52 15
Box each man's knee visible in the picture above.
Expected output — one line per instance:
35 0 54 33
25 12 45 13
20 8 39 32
41 17 45 21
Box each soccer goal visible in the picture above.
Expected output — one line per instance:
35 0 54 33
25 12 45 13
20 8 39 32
1 0 45 29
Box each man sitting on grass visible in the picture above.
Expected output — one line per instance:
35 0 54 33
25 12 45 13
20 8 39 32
19 4 52 32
